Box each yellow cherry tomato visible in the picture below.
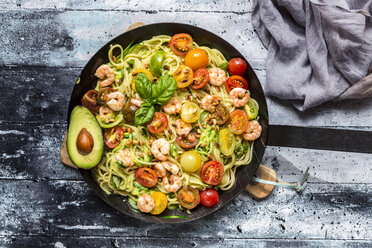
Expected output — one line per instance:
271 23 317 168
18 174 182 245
184 48 209 71
131 68 153 91
180 150 202 172
180 101 200 123
172 65 193 88
150 191 168 215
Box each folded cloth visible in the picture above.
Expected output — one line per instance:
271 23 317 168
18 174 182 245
252 0 372 110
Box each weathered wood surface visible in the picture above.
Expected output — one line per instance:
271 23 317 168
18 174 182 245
1 0 371 247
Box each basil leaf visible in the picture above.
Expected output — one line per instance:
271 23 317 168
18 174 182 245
111 175 121 188
134 105 155 125
152 74 177 105
135 73 152 100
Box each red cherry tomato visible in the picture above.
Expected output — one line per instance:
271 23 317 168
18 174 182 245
190 67 209 89
225 75 248 93
104 126 124 149
135 167 158 187
200 188 219 208
81 90 100 114
170 33 193 56
229 109 249 135
147 112 168 133
200 161 224 186
228 58 247 76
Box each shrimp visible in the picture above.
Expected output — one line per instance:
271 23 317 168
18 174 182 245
99 106 115 123
229 87 250 107
202 94 220 112
130 93 143 108
106 92 125 111
137 193 155 213
154 162 179 177
116 149 134 167
163 174 183 192
151 138 170 161
243 120 262 141
173 119 192 136
208 67 226 86
163 97 182 115
95 65 115 87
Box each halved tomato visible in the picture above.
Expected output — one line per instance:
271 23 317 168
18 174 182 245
176 133 199 149
210 103 229 125
218 128 236 156
147 112 168 133
200 161 224 186
135 167 158 188
190 67 209 89
177 186 200 209
228 109 249 135
180 101 200 123
173 65 193 88
225 75 248 93
81 90 100 114
170 33 193 56
244 98 259 120
98 87 116 105
184 49 209 71
104 126 124 149
150 191 168 215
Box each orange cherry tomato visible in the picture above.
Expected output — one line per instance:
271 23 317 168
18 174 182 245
184 49 209 71
134 168 158 188
172 65 193 88
147 112 168 134
229 109 249 135
200 161 224 186
150 191 168 215
170 33 193 56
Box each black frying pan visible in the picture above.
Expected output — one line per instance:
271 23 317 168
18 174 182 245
66 22 269 223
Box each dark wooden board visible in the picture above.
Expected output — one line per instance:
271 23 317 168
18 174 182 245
0 179 370 240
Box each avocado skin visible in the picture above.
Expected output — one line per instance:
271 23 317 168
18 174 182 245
67 106 103 169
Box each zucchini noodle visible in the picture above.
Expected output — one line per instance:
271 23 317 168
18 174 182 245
92 35 258 212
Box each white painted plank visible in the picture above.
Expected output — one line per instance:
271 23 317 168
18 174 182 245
1 0 252 12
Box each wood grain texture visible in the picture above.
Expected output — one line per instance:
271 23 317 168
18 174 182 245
0 180 370 240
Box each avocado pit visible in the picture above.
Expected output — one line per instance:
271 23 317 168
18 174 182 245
76 128 94 155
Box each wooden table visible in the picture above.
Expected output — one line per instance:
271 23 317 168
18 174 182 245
1 1 371 247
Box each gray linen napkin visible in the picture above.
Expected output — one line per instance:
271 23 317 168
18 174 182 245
252 0 372 110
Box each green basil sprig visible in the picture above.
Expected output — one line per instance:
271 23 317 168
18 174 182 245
134 73 177 125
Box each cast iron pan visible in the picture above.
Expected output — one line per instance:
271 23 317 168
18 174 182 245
66 23 269 223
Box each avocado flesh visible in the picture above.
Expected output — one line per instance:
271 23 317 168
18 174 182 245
67 106 103 169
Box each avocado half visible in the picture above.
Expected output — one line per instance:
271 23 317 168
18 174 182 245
67 106 103 169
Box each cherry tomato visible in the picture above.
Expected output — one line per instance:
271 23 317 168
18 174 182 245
150 191 168 215
147 112 168 134
180 101 200 123
104 126 124 149
122 102 138 125
173 65 193 88
229 109 249 135
190 67 209 89
225 75 248 93
176 133 199 149
244 98 259 120
218 128 236 156
228 58 247 76
180 150 202 172
81 90 100 114
200 188 219 208
184 49 209 71
134 167 158 188
170 33 193 56
98 87 116 105
131 68 153 91
210 103 229 125
177 186 200 209
200 161 224 186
